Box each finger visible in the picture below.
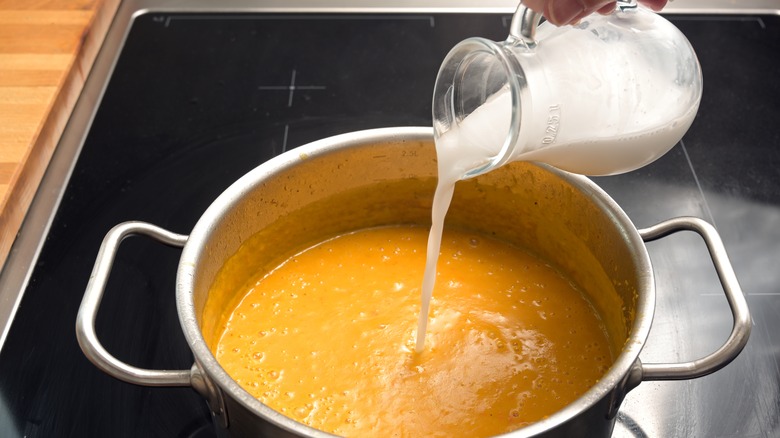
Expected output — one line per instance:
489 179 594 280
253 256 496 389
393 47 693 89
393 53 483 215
522 0 547 15
638 0 668 10
546 0 587 26
597 3 615 15
549 0 616 26
522 0 622 27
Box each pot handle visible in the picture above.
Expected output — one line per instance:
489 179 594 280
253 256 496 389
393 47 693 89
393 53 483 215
76 221 192 387
637 216 751 381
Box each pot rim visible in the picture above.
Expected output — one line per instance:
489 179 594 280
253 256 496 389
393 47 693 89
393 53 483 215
176 126 655 437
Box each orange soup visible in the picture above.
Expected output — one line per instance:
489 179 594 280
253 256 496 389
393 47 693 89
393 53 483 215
210 225 613 437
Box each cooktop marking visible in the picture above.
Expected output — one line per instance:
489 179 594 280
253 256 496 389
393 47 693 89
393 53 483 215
256 69 326 108
282 124 290 153
164 14 436 28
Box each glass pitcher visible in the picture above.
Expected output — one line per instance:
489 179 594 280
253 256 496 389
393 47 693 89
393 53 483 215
432 0 702 178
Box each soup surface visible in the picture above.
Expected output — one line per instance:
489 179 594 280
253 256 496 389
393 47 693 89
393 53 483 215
211 225 613 437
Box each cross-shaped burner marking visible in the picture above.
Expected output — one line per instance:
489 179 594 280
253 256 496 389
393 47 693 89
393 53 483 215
256 69 327 107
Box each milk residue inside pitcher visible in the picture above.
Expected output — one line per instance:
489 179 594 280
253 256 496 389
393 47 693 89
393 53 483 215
416 1 702 352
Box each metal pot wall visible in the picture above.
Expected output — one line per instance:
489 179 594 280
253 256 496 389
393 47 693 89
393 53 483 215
77 127 751 437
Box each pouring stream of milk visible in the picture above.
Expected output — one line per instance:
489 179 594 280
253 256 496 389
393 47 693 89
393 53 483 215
414 91 512 353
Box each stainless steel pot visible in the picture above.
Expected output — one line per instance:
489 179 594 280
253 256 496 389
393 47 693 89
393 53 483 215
77 127 751 437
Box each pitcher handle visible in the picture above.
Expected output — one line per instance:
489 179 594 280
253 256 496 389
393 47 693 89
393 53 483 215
638 216 751 381
509 3 543 45
76 221 192 387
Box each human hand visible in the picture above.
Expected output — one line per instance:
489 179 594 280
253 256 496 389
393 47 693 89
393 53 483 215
522 0 668 26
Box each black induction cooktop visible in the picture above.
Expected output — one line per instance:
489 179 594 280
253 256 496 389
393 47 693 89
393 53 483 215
0 1 778 437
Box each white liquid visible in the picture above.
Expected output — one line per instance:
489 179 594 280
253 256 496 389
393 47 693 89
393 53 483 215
415 124 497 353
414 180 455 353
416 77 698 354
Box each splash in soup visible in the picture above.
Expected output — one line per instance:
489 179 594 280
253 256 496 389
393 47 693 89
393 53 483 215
210 225 613 437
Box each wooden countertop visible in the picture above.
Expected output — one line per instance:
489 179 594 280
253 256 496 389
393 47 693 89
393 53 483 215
0 0 119 269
